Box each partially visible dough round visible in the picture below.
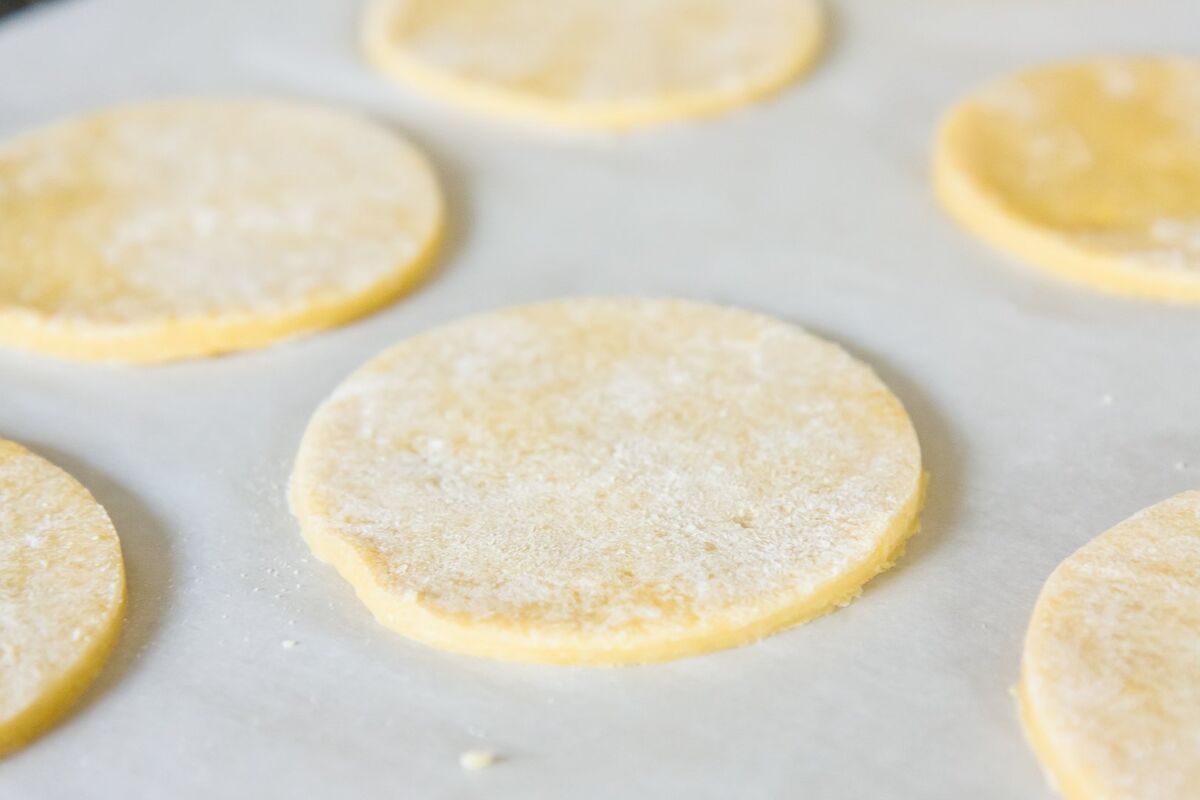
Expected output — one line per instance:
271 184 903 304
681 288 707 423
0 440 126 755
291 298 924 665
0 98 443 362
935 58 1200 302
1020 491 1200 799
362 0 825 129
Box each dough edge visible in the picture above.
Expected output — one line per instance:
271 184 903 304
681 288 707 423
0 228 442 363
291 478 923 665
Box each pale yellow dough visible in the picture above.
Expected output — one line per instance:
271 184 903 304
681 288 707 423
291 298 924 665
1020 491 1200 799
0 99 443 362
935 58 1200 302
362 0 825 129
0 441 126 755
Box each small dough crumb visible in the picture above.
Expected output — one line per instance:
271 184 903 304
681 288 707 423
281 640 298 649
459 749 497 771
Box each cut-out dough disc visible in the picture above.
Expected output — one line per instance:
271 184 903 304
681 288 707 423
362 0 825 129
0 99 443 362
291 298 924 665
0 440 126 755
1020 491 1200 798
935 58 1200 302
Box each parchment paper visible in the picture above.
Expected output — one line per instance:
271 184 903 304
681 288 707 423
1 1 1198 797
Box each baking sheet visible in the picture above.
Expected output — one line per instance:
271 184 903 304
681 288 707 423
1 1 1198 797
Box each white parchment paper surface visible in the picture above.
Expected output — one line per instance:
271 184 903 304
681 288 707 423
1 1 1198 797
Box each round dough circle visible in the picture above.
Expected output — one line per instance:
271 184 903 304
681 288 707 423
0 440 126 755
291 298 924 665
1020 491 1200 799
0 98 443 362
362 0 825 130
934 57 1200 302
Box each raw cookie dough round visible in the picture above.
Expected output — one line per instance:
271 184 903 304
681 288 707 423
0 440 126 755
1020 491 1200 799
362 0 825 129
291 298 924 665
934 57 1200 302
0 98 443 362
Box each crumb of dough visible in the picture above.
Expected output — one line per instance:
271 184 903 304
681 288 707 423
459 749 497 770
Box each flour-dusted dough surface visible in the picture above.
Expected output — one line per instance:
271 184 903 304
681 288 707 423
362 0 825 129
1020 491 1200 799
935 58 1200 302
0 99 443 362
0 441 126 756
291 298 924 665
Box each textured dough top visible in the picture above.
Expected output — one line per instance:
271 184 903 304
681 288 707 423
1021 490 1200 799
0 98 442 360
363 0 824 128
292 299 923 661
938 58 1200 275
0 440 125 732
